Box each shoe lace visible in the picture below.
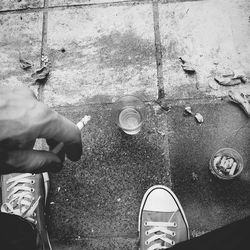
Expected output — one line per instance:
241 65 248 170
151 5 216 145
144 213 177 250
1 173 40 224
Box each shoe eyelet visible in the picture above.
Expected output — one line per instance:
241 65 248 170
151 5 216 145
31 180 35 184
32 174 36 176
145 231 149 236
171 240 175 246
173 222 177 227
31 188 35 192
172 232 176 237
145 240 149 245
144 221 148 226
34 220 37 225
33 212 36 217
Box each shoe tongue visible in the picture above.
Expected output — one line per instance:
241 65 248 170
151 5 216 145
145 210 176 222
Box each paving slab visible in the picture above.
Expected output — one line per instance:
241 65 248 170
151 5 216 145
0 0 43 11
43 5 158 107
46 103 171 248
159 0 250 99
0 12 43 94
167 100 250 236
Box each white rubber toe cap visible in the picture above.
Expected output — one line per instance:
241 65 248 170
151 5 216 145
144 187 178 212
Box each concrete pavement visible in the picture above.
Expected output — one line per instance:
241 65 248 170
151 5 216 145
1 0 250 249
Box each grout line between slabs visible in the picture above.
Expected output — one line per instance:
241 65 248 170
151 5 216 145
152 0 165 100
0 1 152 14
38 0 49 102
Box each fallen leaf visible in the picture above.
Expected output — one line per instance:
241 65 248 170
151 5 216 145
233 75 248 84
228 90 250 117
19 58 33 70
181 64 196 74
31 66 50 84
179 57 196 74
214 76 241 86
209 81 219 90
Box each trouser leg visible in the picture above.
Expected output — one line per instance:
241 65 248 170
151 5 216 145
171 215 250 250
0 212 37 250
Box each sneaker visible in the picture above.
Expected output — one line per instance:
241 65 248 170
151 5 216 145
1 172 52 250
138 185 189 249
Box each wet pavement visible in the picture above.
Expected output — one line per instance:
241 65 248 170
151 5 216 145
47 103 171 249
168 100 250 235
46 99 250 249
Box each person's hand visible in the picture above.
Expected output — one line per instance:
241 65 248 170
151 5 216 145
0 86 82 174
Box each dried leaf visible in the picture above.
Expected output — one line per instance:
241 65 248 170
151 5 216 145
19 58 32 70
209 81 219 90
214 76 241 86
179 57 196 74
181 64 196 73
228 90 250 117
31 66 50 83
233 75 247 84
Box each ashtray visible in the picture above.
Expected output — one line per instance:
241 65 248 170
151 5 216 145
209 148 243 180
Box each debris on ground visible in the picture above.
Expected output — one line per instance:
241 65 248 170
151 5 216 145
194 113 204 123
155 99 171 113
60 48 66 53
184 106 194 116
31 66 50 84
41 55 49 67
209 81 219 90
184 106 204 124
156 130 165 136
179 57 196 74
221 70 234 77
233 70 248 83
19 57 33 70
228 90 250 117
214 70 247 86
214 76 242 86
82 115 91 125
192 172 199 181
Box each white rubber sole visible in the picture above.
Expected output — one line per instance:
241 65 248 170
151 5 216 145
138 185 190 239
42 172 50 205
42 172 52 250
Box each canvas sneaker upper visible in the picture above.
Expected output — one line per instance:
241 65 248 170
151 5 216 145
139 185 189 250
1 172 51 250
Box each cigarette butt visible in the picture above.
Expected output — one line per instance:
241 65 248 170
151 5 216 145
51 115 91 154
213 156 221 167
229 162 237 176
219 156 226 167
221 159 230 169
76 115 91 130
227 158 234 168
